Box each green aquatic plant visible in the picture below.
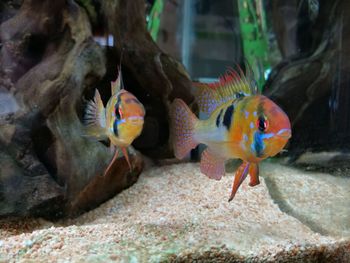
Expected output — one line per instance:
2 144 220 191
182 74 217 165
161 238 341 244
238 0 270 91
147 0 164 41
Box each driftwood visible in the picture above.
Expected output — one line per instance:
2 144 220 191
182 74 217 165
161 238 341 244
101 0 194 158
265 0 350 155
0 0 193 218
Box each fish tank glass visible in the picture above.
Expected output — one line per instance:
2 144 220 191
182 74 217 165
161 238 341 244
0 0 349 262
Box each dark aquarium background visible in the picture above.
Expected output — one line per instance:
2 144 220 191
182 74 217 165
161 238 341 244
149 0 350 168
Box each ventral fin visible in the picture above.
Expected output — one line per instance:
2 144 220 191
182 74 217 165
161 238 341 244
228 161 249 201
121 147 132 172
200 149 225 180
192 63 257 116
248 163 260 187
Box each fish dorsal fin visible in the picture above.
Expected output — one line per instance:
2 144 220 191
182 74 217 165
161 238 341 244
111 67 124 95
192 65 257 116
111 50 126 95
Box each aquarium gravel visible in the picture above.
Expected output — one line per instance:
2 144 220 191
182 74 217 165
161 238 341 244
0 162 349 262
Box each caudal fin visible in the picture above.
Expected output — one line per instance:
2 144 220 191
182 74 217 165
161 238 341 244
171 98 199 159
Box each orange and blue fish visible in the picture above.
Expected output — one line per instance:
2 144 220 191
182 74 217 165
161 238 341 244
84 68 145 175
171 66 291 201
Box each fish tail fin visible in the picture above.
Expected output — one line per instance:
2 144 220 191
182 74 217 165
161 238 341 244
83 89 107 139
171 98 199 159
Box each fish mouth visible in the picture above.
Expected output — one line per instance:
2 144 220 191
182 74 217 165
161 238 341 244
276 128 292 139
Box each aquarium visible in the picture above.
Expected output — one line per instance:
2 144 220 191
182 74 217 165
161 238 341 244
0 0 349 262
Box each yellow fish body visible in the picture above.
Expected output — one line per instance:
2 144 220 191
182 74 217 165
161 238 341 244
84 68 145 175
171 67 291 201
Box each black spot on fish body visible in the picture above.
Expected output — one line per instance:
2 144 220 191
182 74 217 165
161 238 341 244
223 104 234 130
216 109 223 127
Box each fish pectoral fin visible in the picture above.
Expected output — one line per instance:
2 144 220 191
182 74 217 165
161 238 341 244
83 89 107 138
200 149 225 180
228 161 249 202
121 147 132 172
248 163 260 187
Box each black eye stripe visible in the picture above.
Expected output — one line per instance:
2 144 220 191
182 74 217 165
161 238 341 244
114 94 122 120
113 120 119 136
258 116 267 131
115 103 121 120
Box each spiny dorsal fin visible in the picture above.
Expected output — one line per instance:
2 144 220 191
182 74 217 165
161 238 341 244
111 50 126 95
192 64 258 115
111 67 124 95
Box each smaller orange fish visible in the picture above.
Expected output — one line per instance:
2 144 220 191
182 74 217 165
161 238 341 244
84 68 145 175
171 66 291 201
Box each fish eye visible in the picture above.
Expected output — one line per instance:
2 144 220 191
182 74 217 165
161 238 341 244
257 116 268 132
115 105 123 120
118 107 123 119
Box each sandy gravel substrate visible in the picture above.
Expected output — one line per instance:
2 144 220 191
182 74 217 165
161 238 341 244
0 162 349 262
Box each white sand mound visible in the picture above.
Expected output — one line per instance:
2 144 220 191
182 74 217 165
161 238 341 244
0 162 349 262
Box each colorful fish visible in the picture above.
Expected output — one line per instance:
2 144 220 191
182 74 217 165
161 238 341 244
171 66 291 201
84 68 145 175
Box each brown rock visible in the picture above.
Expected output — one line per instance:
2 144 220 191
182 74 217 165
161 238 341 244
0 0 194 219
